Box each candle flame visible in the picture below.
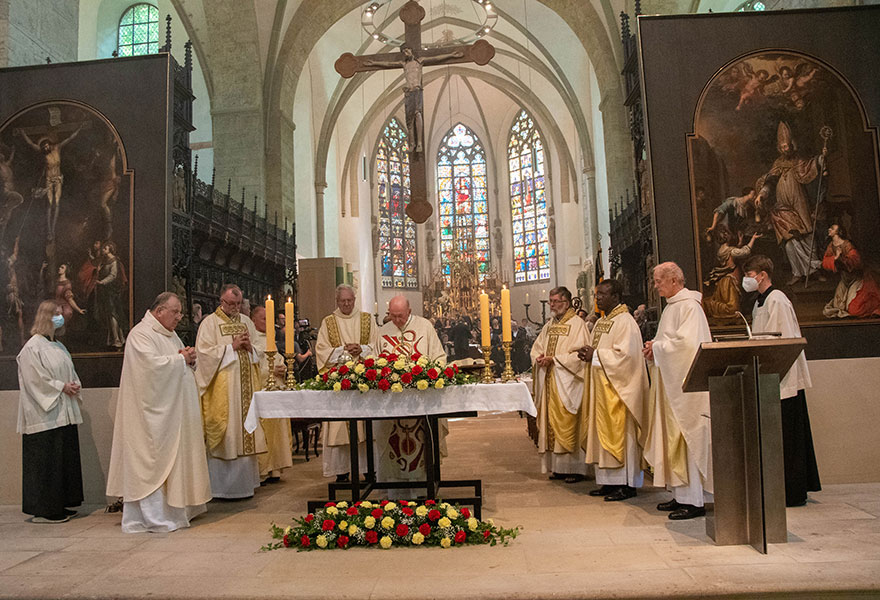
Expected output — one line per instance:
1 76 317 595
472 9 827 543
288 297 292 302
267 294 271 300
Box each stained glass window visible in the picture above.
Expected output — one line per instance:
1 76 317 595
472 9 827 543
736 1 765 10
437 123 490 285
508 110 550 283
118 4 160 57
377 118 418 289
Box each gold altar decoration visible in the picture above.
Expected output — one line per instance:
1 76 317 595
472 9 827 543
422 250 507 320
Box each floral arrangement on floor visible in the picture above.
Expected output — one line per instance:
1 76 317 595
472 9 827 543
263 500 519 551
297 352 473 392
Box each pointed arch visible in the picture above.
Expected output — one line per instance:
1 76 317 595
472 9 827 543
508 109 551 283
376 118 418 289
437 123 490 284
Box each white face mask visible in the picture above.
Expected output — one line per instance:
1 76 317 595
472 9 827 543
742 276 759 293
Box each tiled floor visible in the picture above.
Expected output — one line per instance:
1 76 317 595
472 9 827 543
1 413 878 599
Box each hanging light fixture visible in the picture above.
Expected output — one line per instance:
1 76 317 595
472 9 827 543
361 0 498 47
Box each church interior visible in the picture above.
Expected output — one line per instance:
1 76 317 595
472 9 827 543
1 0 880 598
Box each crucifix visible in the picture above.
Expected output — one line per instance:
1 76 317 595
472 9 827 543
335 0 495 224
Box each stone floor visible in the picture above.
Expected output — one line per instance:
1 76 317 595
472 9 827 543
1 412 879 600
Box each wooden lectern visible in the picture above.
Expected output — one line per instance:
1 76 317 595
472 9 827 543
683 337 806 554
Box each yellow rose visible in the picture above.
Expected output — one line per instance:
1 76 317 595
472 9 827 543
316 535 328 548
438 517 451 529
329 371 339 380
336 501 348 509
354 364 366 375
358 383 369 393
380 535 393 549
345 360 355 369
393 359 406 370
381 516 395 530
364 516 376 529
325 506 339 515
411 532 425 545
377 358 388 367
338 520 348 531
440 537 452 548
384 502 397 512
487 518 494 526
415 506 428 517
283 526 292 535
437 359 447 368
446 508 459 520
314 375 321 381
408 501 417 507
434 379 445 390
417 356 428 367
361 501 373 508
348 525 359 536
416 380 429 391
391 373 400 382
391 383 403 393
467 518 478 531
332 382 342 391
439 502 450 509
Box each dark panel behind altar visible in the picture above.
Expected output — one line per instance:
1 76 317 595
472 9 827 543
0 55 172 388
639 6 880 359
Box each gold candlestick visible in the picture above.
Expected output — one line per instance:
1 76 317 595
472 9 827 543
264 350 278 391
481 345 493 384
501 341 515 382
285 353 297 390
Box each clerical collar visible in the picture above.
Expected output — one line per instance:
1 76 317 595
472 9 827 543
756 285 775 307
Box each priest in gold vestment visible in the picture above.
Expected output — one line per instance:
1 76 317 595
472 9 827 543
375 295 447 490
643 262 714 520
315 285 376 481
251 306 292 483
531 286 590 483
195 284 266 499
579 279 648 501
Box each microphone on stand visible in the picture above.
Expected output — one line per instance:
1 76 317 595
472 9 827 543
734 311 752 339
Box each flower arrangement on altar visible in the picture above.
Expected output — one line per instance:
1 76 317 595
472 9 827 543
263 500 519 551
297 352 473 392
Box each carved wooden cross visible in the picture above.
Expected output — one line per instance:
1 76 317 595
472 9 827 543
335 0 494 223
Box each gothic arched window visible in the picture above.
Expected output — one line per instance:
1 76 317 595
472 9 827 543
736 1 766 10
437 123 489 285
508 110 550 283
118 3 160 57
377 118 418 289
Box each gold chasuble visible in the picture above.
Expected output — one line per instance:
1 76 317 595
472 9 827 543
530 308 589 472
582 304 649 471
195 308 266 460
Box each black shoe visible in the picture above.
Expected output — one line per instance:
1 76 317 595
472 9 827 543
265 476 281 484
668 504 706 520
564 474 585 484
604 486 637 502
589 485 614 497
656 499 682 512
63 508 78 517
335 473 350 483
548 472 567 481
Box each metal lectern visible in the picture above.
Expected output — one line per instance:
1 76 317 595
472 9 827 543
683 337 807 554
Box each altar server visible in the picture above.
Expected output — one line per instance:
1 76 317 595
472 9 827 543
107 292 211 532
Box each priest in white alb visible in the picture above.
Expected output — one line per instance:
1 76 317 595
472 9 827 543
579 279 648 501
106 292 212 532
195 284 266 499
531 286 590 483
643 262 714 520
251 305 292 484
375 295 446 488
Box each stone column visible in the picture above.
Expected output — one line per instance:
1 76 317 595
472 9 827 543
315 181 328 258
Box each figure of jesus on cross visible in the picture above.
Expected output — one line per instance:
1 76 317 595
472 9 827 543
335 0 495 224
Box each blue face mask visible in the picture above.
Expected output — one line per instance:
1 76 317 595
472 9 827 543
51 314 65 330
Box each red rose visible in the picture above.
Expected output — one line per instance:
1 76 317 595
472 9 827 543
455 530 467 543
401 507 414 516
427 368 439 380
377 379 391 391
328 367 337 374
282 534 290 547
379 352 388 359
338 364 350 375
418 523 431 536
428 509 441 521
304 514 315 523
371 508 384 518
483 530 491 539
364 358 375 368
324 502 336 508
444 367 454 378
365 368 377 381
354 501 362 507
381 366 392 377
461 507 470 518
411 352 422 361
340 378 352 390
322 519 335 531
411 365 423 376
380 500 390 507
337 535 350 548
401 372 413 384
365 530 379 544
301 534 311 547
321 372 329 383
425 499 436 506
396 523 409 537
453 364 459 373
346 506 359 516
387 353 398 362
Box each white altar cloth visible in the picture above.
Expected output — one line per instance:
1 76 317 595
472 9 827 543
244 382 536 433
